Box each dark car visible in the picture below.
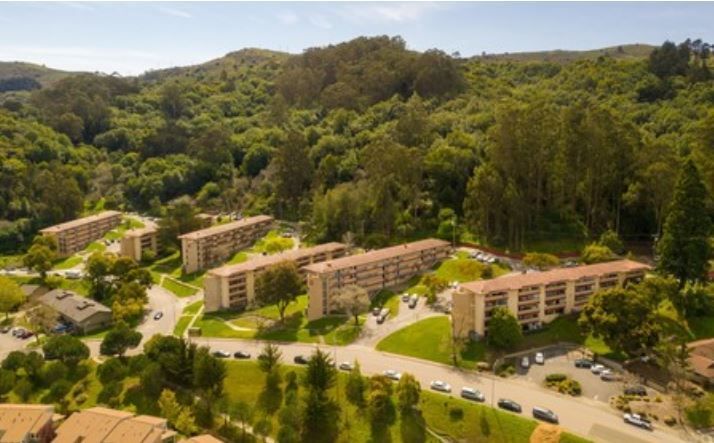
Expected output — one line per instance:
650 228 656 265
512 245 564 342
153 311 163 321
233 351 251 359
574 358 593 368
294 355 309 365
532 407 559 424
0 325 10 334
624 385 647 396
497 399 522 413
372 307 381 316
20 330 34 340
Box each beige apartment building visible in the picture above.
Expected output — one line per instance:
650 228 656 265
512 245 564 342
54 407 176 443
305 239 451 320
178 215 273 273
39 210 122 256
120 226 159 261
451 259 651 339
204 242 348 312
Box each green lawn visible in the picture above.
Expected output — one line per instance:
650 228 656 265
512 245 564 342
377 316 485 368
196 295 363 345
226 251 248 265
183 300 204 315
58 277 90 296
434 252 509 283
252 230 294 254
149 251 206 287
161 277 198 297
689 316 714 339
53 255 83 270
173 316 193 337
85 241 106 253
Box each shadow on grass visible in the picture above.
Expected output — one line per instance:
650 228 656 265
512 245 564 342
400 410 426 443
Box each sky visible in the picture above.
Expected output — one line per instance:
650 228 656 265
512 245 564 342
1 1 713 75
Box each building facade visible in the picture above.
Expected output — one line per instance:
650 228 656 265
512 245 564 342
178 215 273 274
0 404 55 443
451 259 651 339
120 226 159 262
204 242 348 312
305 239 451 320
39 211 122 257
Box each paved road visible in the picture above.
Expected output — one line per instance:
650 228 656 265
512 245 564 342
137 283 181 340
179 339 683 443
356 296 442 346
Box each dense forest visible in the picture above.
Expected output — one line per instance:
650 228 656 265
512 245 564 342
0 36 712 253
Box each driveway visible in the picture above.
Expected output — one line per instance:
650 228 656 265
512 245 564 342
0 329 32 360
356 296 443 346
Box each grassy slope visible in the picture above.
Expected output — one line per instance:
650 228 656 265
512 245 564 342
161 277 198 297
474 44 655 64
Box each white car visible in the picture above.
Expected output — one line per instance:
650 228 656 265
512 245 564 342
383 370 402 381
520 356 530 368
624 413 653 431
338 362 354 371
65 270 82 279
430 380 452 393
590 364 606 374
460 387 485 402
534 352 545 365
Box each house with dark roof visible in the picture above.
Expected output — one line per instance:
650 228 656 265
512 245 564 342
39 289 112 334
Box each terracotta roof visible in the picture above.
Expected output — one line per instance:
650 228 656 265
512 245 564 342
0 404 53 443
178 215 273 240
302 239 450 274
208 242 347 277
39 211 121 234
40 289 111 323
54 407 133 443
123 226 157 238
460 260 651 294
184 435 224 443
688 338 714 379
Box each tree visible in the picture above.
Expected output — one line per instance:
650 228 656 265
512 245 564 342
366 375 395 428
97 358 128 385
2 351 27 372
140 362 164 399
345 361 366 406
396 373 421 413
272 130 313 219
277 390 301 443
23 236 57 279
13 378 32 401
301 389 339 443
100 324 142 357
580 243 614 264
158 196 201 251
26 304 57 343
523 252 560 270
257 343 282 373
304 349 336 393
0 276 24 319
0 368 15 397
487 307 522 350
657 159 712 288
598 229 625 255
332 285 370 326
255 261 303 323
192 347 227 398
42 335 90 368
158 388 182 424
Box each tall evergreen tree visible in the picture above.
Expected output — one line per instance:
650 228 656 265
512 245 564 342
657 158 712 287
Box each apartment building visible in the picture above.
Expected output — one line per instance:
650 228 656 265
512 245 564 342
451 259 651 339
120 226 159 262
178 215 273 273
0 404 55 443
54 407 176 443
39 211 122 257
305 239 451 320
204 242 348 312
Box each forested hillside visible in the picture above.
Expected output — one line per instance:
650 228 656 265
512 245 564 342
0 36 712 253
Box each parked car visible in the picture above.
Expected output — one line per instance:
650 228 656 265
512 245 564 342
52 323 72 334
377 308 390 324
383 370 401 381
401 293 410 302
460 387 485 402
19 330 34 340
520 356 530 368
600 370 618 381
65 270 81 279
590 364 606 374
233 351 251 359
0 326 9 334
534 352 545 365
338 362 354 371
212 350 231 359
281 232 293 238
11 327 26 337
624 413 653 430
430 380 452 393
497 399 522 413
372 307 382 316
532 407 559 424
153 311 163 321
408 296 418 309
294 355 309 365
624 385 647 396
574 358 593 368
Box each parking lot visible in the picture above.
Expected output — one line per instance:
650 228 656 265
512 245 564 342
513 349 626 403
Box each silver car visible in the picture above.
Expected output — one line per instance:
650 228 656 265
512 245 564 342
460 387 485 402
383 370 402 381
430 380 452 393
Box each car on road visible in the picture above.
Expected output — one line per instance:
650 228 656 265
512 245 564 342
590 364 606 374
532 407 559 424
624 413 653 431
401 293 411 302
338 362 354 371
11 327 27 337
574 358 593 368
65 270 82 279
212 350 231 359
377 308 390 324
372 307 381 316
460 387 485 402
153 311 163 320
600 370 618 381
408 296 418 309
624 385 647 396
430 380 451 393
520 356 530 368
233 351 251 359
294 355 309 365
383 370 401 381
497 399 522 413
534 352 545 365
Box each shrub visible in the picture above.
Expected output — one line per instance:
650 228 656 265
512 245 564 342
449 406 464 420
545 373 567 383
495 363 515 377
664 416 677 426
49 379 73 400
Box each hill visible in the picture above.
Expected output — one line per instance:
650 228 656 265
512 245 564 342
0 61 77 89
474 43 656 63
